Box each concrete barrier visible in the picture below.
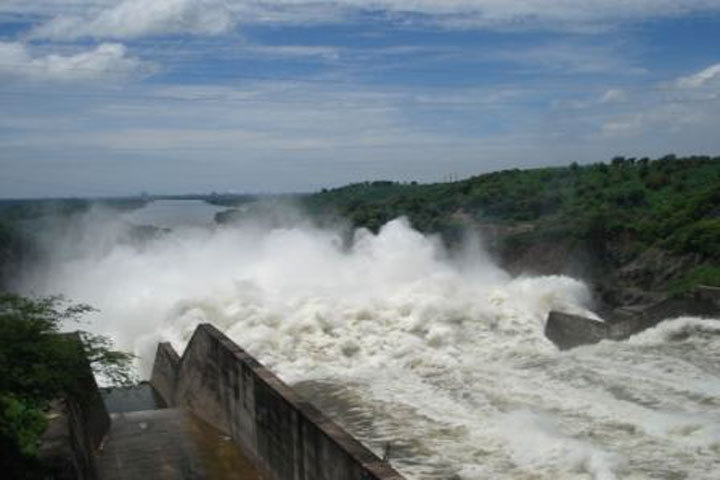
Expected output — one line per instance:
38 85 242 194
151 324 405 480
545 311 609 350
38 332 110 480
150 342 181 408
547 285 720 350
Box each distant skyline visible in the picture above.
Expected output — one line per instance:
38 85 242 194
1 1 720 198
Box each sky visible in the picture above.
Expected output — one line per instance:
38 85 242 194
1 1 719 198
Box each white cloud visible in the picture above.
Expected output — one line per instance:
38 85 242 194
240 45 341 61
600 88 627 103
0 80 492 159
0 42 152 82
601 114 644 136
676 63 720 89
19 0 720 39
599 101 712 138
32 0 233 40
3 73 720 196
487 43 644 74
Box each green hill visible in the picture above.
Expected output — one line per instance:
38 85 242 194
303 155 720 300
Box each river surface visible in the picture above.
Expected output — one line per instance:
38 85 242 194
18 203 720 479
123 199 226 228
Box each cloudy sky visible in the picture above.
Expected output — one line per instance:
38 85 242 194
1 1 719 197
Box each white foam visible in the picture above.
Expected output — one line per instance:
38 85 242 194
628 316 720 346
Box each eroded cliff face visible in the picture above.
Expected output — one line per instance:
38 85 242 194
486 224 711 320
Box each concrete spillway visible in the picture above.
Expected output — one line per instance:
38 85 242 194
96 408 262 479
150 323 405 480
39 327 403 480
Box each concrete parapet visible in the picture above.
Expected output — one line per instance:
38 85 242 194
150 342 181 408
151 324 405 480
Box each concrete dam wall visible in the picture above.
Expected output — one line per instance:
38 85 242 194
150 323 404 480
38 332 111 480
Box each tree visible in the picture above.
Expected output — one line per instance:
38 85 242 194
611 156 627 167
0 294 133 476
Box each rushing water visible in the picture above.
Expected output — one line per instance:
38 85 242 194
18 203 720 479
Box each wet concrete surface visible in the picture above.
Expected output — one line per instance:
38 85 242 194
101 383 166 414
96 408 264 479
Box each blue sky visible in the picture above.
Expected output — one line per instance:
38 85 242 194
1 1 719 197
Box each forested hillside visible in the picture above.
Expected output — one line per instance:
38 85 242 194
303 155 720 300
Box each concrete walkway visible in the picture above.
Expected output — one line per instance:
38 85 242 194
96 408 263 479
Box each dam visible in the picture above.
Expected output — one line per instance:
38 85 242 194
40 325 404 479
24 201 720 479
40 290 720 479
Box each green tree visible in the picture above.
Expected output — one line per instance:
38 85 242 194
0 294 133 476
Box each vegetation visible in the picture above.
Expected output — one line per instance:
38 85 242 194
669 265 720 295
0 197 150 289
0 197 148 223
0 294 133 477
303 155 720 291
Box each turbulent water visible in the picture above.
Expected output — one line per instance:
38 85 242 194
18 202 720 480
